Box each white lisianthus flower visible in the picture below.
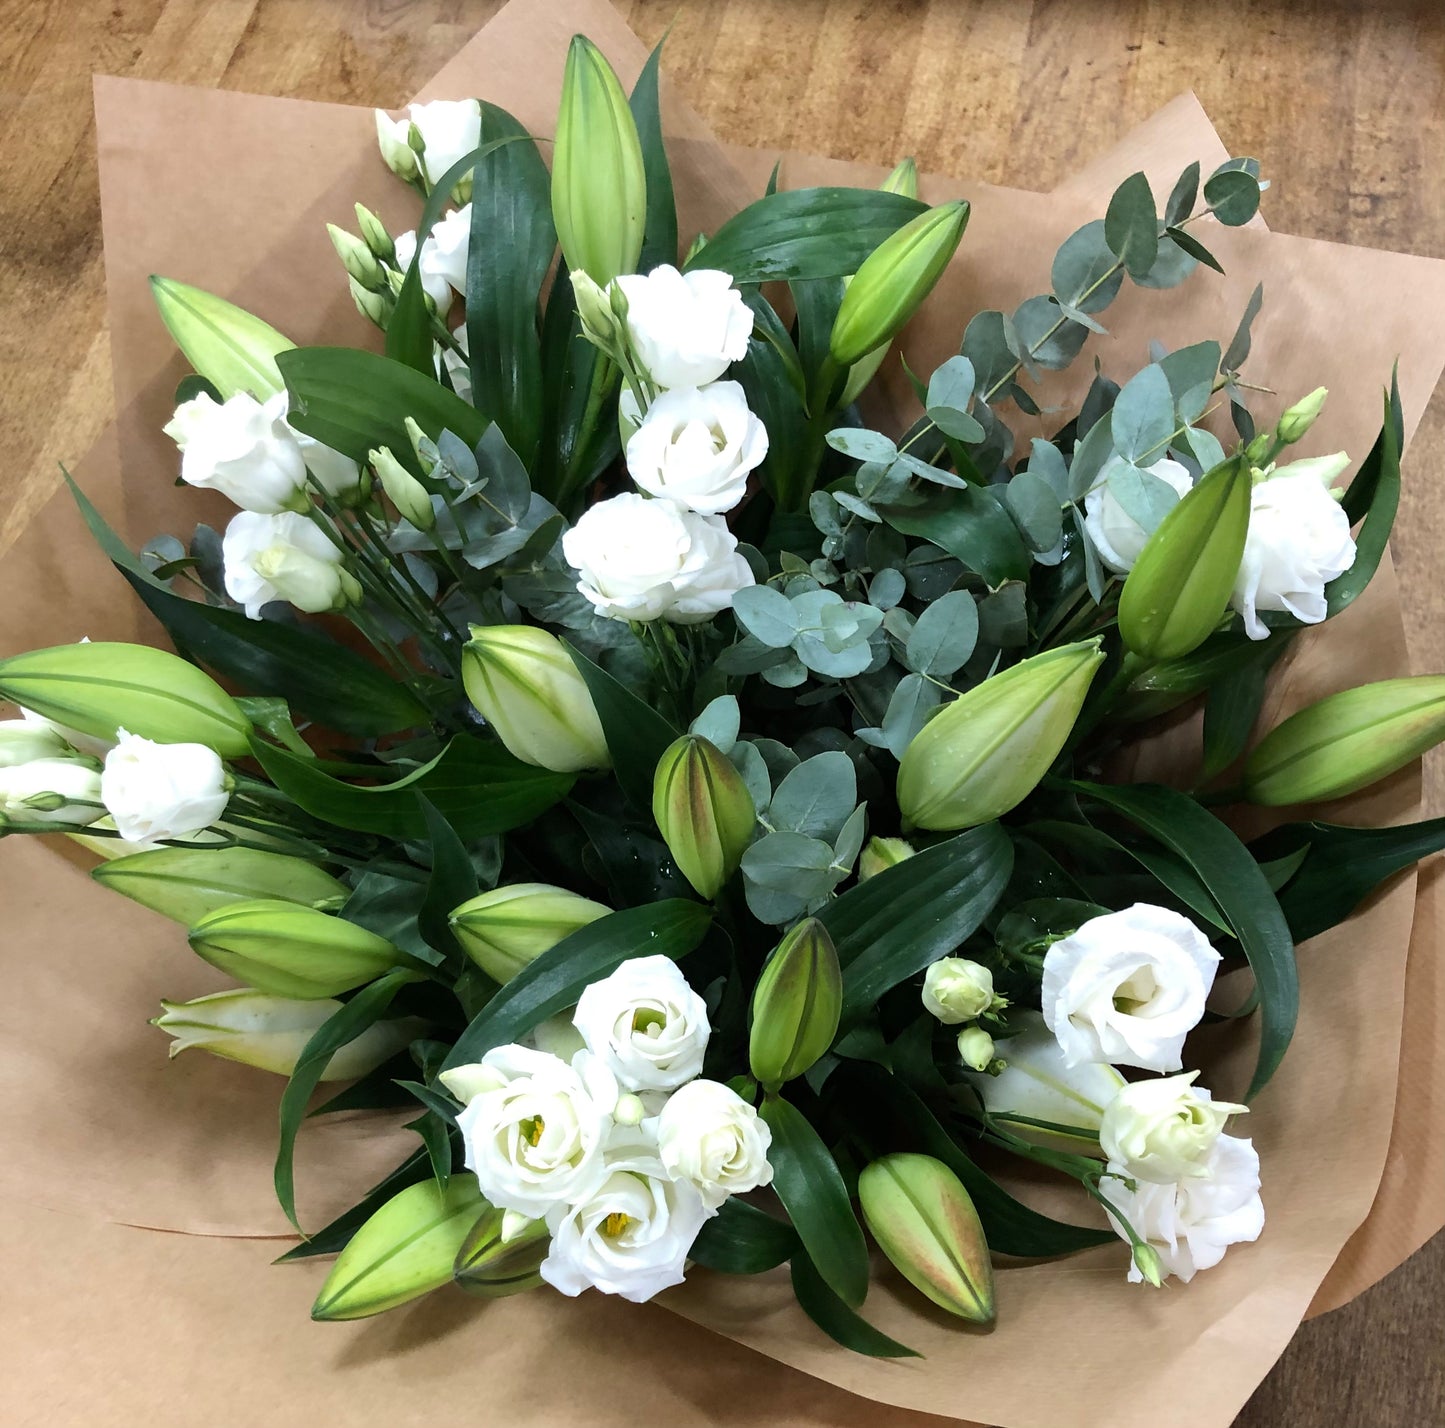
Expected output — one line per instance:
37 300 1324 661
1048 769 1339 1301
222 510 362 620
164 391 308 514
0 758 102 825
99 731 230 845
1099 1071 1248 1184
0 718 69 767
1105 1132 1264 1284
613 265 753 389
921 957 998 1025
1082 456 1193 574
572 954 710 1092
19 704 113 759
1232 455 1356 640
374 108 420 181
562 493 755 625
1041 903 1221 1074
392 205 472 317
656 1079 773 1208
540 1128 712 1303
446 1044 621 1219
406 98 481 189
440 321 472 402
292 430 362 500
624 381 768 515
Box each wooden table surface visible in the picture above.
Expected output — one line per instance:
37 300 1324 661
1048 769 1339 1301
2 0 1442 1422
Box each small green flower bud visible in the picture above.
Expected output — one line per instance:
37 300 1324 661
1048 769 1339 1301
922 957 997 1024
858 835 915 881
652 734 756 900
93 844 348 926
880 157 919 199
570 270 620 351
453 1204 550 1298
326 224 384 291
187 899 406 999
403 415 439 475
449 882 610 983
461 625 610 773
354 202 396 263
373 109 421 183
149 276 294 401
829 201 969 367
748 916 843 1091
312 1175 487 1321
1244 674 1445 806
1276 386 1327 445
552 35 646 284
350 275 392 328
1132 1242 1165 1288
0 642 252 758
858 1153 995 1322
897 640 1104 832
370 445 434 530
956 1026 996 1073
1118 454 1253 661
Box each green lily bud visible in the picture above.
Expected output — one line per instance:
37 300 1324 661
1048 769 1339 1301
857 1152 995 1322
748 916 842 1091
880 157 920 199
652 734 756 900
350 275 393 328
1118 455 1252 662
327 224 384 291
897 640 1104 832
149 276 293 400
0 642 252 757
449 882 610 983
93 845 348 925
312 1175 486 1321
153 988 424 1079
1276 386 1327 445
354 202 395 263
552 35 646 284
956 1025 996 1073
461 625 610 773
1243 675 1445 806
858 835 914 881
370 445 434 530
453 1204 550 1298
829 201 969 367
187 898 406 999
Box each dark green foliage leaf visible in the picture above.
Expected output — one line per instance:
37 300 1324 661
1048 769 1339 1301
415 795 480 963
1165 227 1225 275
791 1251 920 1358
690 1197 798 1274
274 1147 432 1260
1104 172 1159 279
1204 160 1263 226
881 487 1031 586
342 872 434 963
630 39 679 271
1163 161 1200 227
1200 639 1290 782
1222 283 1264 372
1326 379 1402 617
406 1110 454 1191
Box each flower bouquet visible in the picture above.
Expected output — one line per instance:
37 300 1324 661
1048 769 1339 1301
6 4 1445 1425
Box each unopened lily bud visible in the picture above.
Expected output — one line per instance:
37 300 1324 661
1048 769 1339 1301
188 898 406 999
858 1153 995 1322
93 844 348 926
453 1203 550 1298
922 957 998 1024
327 224 384 290
0 717 69 767
153 988 423 1079
552 35 646 284
461 625 610 773
570 270 620 350
1276 386 1327 445
354 202 395 263
0 642 251 758
149 276 293 401
1118 455 1252 661
957 1026 996 1073
312 1175 486 1321
749 916 842 1091
858 835 914 881
1244 674 1445 806
897 639 1104 832
350 275 392 328
449 882 610 983
652 734 756 899
880 157 920 199
829 201 968 367
370 445 434 530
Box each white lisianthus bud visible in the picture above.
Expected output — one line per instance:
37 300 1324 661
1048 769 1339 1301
859 835 915 880
402 98 482 192
164 390 308 514
350 275 391 327
1232 457 1356 639
656 1078 773 1208
0 717 69 767
392 205 471 317
1099 1071 1248 1184
327 223 384 290
1083 456 1194 575
921 957 998 1024
612 265 753 389
221 510 362 620
1275 387 1327 445
570 270 620 350
624 381 768 516
572 954 710 1093
374 108 421 181
562 492 755 624
448 1044 621 1219
0 758 102 824
1105 1132 1265 1284
1041 904 1221 1074
99 730 230 845
371 446 435 531
956 1025 996 1072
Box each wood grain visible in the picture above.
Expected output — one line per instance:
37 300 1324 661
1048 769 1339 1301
0 0 1441 1422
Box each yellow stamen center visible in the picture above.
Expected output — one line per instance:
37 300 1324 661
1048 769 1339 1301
519 1116 545 1146
601 1212 632 1239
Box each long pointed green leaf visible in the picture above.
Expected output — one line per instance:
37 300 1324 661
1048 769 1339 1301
629 38 679 271
790 1250 920 1358
1327 378 1402 616
689 1197 797 1274
564 642 679 809
415 794 480 963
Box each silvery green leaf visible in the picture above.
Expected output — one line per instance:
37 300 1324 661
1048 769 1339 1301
905 590 978 677
820 601 883 651
795 632 874 679
1110 364 1175 463
462 524 534 569
1068 414 1116 500
926 355 985 441
738 542 769 583
473 424 530 521
401 552 439 599
1012 294 1089 372
741 830 838 894
1051 220 1124 315
752 737 800 790
716 635 793 675
834 491 881 523
810 558 841 586
961 310 1016 395
1009 382 1042 418
1159 341 1221 424
1204 159 1263 226
1134 234 1198 290
789 587 838 630
769 752 857 842
1164 161 1201 227
1005 469 1065 552
1106 460 1182 533
930 405 986 442
879 671 942 760
1072 506 1108 603
1078 372 1120 437
743 883 812 927
1174 425 1227 476
826 428 898 463
854 725 888 749
893 453 967 489
761 653 808 688
780 551 812 577
977 581 1028 647
1104 171 1159 280
731 584 798 648
882 605 915 644
1165 226 1225 275
689 695 740 754
1231 396 1256 443
868 568 906 609
783 573 823 599
1057 302 1109 335
438 430 480 487
1223 283 1264 372
1027 439 1071 500
833 803 869 871
808 490 843 537
728 740 772 811
902 545 964 602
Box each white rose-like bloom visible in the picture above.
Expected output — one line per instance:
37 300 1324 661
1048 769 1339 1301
1232 455 1356 640
1106 1132 1264 1284
0 758 102 825
656 1079 773 1208
392 204 471 318
221 510 360 620
541 1128 711 1303
613 265 753 389
1082 456 1193 575
447 1044 621 1219
292 430 362 499
562 493 755 625
1041 903 1221 1074
164 391 307 514
572 954 710 1092
921 956 997 1025
408 98 482 189
1099 1071 1248 1184
99 731 229 845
